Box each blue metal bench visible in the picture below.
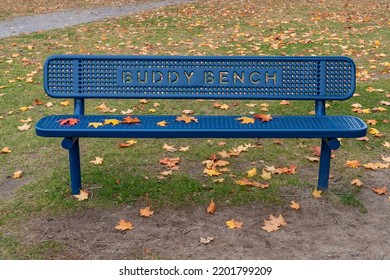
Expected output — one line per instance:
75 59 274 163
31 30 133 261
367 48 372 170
35 55 367 194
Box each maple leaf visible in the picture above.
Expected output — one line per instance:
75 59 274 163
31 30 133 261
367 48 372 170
90 157 103 165
163 143 177 152
213 178 225 183
176 115 198 124
140 207 154 217
384 141 390 148
206 199 216 214
12 170 22 179
254 114 273 122
103 119 120 126
182 109 194 115
17 123 31 131
1 147 11 154
203 168 221 176
305 156 320 162
351 179 363 187
345 160 362 168
261 214 287 232
226 219 243 229
279 100 290 105
381 155 390 163
179 146 190 152
159 157 180 168
260 170 272 180
372 187 387 195
380 100 390 106
74 190 89 201
236 116 255 124
312 189 322 198
34 99 44 106
139 99 149 104
19 106 30 111
290 201 300 210
246 167 257 177
157 120 169 127
235 178 269 189
122 116 141 124
59 118 79 126
119 139 137 148
20 117 33 123
368 128 382 136
114 220 134 231
366 119 377 126
88 122 103 128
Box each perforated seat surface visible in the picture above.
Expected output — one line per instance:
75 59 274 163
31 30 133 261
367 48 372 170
36 115 367 139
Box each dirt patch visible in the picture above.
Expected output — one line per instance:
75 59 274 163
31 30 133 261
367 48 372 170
22 185 390 260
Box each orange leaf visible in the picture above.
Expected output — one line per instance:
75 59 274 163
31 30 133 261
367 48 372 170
290 201 300 210
140 207 154 217
351 179 363 187
236 116 255 124
122 116 141 124
372 187 387 195
206 199 216 214
114 220 134 231
157 120 169 127
312 189 322 198
261 214 287 232
176 115 198 124
254 114 273 122
12 170 22 179
226 219 243 229
345 160 362 168
366 119 377 126
1 147 12 154
59 118 79 126
74 190 89 201
279 100 290 105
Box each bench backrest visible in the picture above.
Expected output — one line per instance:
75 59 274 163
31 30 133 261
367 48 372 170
44 55 355 101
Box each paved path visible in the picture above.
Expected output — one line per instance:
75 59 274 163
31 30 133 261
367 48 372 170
0 0 195 38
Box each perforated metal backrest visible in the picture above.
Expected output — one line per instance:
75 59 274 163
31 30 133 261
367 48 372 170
44 55 355 100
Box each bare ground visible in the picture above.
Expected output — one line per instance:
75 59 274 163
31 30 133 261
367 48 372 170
20 182 390 260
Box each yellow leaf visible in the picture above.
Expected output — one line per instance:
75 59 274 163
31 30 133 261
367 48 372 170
74 190 89 201
260 170 272 180
90 157 103 165
149 109 156 113
290 201 300 210
246 167 257 177
176 115 198 124
157 120 169 127
219 104 230 110
236 116 255 124
345 160 362 168
140 207 154 217
361 109 371 114
88 122 103 128
1 147 11 154
206 199 216 214
114 220 134 231
203 168 221 176
213 178 225 183
226 219 243 229
104 119 120 126
312 189 322 198
12 170 22 179
19 106 30 111
60 100 71 106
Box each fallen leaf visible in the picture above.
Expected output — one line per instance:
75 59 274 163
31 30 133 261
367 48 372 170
312 189 322 198
90 157 103 165
122 116 141 124
104 119 120 126
182 109 194 115
12 170 22 179
200 236 214 244
226 219 243 229
1 147 11 154
246 167 257 177
119 139 137 148
368 128 381 136
20 117 33 123
140 207 154 217
163 143 177 152
206 199 216 214
384 141 390 148
88 122 104 128
305 156 320 162
351 179 363 187
176 115 198 124
236 116 255 124
381 155 390 163
254 114 273 122
74 190 89 201
356 136 369 142
345 160 362 168
260 170 272 180
17 123 31 131
59 118 79 126
60 100 71 106
235 178 269 189
160 170 173 176
279 100 290 105
261 214 287 232
179 146 190 152
203 168 221 176
114 220 134 231
372 187 387 195
366 119 377 126
290 201 300 210
213 178 225 183
157 120 169 127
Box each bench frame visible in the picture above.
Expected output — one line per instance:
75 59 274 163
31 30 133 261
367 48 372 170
36 55 367 194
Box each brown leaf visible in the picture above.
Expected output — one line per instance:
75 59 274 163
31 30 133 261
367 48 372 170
206 199 216 214
176 115 198 124
345 160 362 168
290 201 300 210
226 219 243 229
17 123 31 131
122 116 141 124
90 157 103 165
74 190 89 201
1 147 11 154
261 214 287 232
312 189 322 198
372 187 387 195
351 179 363 187
254 114 273 122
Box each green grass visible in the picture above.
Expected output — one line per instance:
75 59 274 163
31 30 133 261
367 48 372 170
0 0 389 259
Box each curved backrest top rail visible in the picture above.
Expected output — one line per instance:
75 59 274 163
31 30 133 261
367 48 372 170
44 55 355 100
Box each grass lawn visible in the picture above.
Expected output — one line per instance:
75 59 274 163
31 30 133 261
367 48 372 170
0 0 389 259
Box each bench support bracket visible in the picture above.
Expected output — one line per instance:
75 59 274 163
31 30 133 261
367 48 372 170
318 138 340 190
61 137 81 194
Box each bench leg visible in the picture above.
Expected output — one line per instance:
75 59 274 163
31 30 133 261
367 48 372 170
317 138 340 191
62 137 82 195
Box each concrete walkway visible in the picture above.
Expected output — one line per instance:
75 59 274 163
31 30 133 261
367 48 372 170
0 0 195 38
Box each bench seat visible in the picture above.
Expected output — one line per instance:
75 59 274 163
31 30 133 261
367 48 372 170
36 115 366 139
